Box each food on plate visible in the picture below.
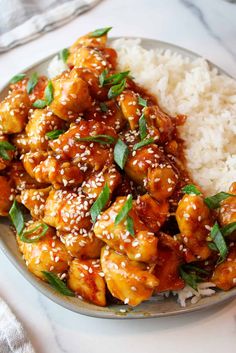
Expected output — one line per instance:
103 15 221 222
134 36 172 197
0 27 236 308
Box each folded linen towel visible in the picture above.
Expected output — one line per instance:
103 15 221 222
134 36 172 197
0 0 101 52
0 297 35 353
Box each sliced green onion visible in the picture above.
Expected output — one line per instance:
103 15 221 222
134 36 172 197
59 48 69 63
114 139 129 169
76 134 115 145
126 215 135 236
182 184 201 196
100 70 130 87
42 271 75 297
139 113 147 140
179 267 199 291
90 183 110 223
138 96 147 107
27 72 38 94
19 223 49 243
32 99 47 109
44 81 54 105
10 73 26 84
221 222 236 237
0 141 15 161
46 129 65 140
99 69 108 86
108 79 126 99
89 27 112 38
183 264 210 275
204 192 235 209
9 200 24 235
100 102 108 113
208 242 218 251
210 222 228 263
133 138 154 151
115 195 133 225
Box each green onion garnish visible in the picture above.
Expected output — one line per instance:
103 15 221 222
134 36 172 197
76 134 115 145
182 184 201 196
46 129 65 140
59 48 69 63
42 271 75 297
90 183 110 223
138 96 147 107
114 139 129 169
133 138 154 151
204 192 235 209
100 102 108 113
221 222 236 237
139 113 147 140
210 222 228 263
126 215 135 236
10 73 26 84
27 72 38 94
9 200 24 235
115 195 133 225
33 80 54 108
108 79 126 99
99 70 130 87
19 223 49 243
179 267 199 291
89 27 112 38
32 99 47 109
0 141 15 161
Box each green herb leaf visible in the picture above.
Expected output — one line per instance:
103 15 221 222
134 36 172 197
100 102 108 113
108 79 126 99
46 129 65 140
179 267 198 290
221 222 236 237
89 27 112 38
44 81 54 105
0 141 16 161
76 134 115 145
9 200 24 235
182 184 201 195
126 215 135 236
138 96 147 107
133 138 154 151
115 195 133 225
90 183 110 223
139 113 147 140
19 223 49 243
114 139 129 169
210 222 228 262
27 72 38 94
32 99 47 109
59 48 69 63
10 73 26 84
204 192 235 209
42 271 75 297
100 71 130 87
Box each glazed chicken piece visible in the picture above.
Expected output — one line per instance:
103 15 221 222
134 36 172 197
101 246 159 306
176 194 213 260
118 90 143 130
0 176 14 216
50 120 117 171
154 233 184 292
219 182 236 230
68 258 106 306
125 144 179 201
68 30 108 54
49 69 92 121
0 135 14 169
19 187 51 219
94 196 158 263
0 90 30 133
10 75 48 104
17 221 71 280
211 243 236 290
9 161 46 191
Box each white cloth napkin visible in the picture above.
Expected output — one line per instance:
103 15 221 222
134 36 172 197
0 297 35 353
0 0 101 52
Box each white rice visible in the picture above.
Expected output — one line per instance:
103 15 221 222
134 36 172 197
48 55 69 79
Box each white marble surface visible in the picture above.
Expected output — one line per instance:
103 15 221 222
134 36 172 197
0 0 236 352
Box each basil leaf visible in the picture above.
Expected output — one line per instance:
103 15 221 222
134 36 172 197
99 69 109 86
179 267 198 290
221 222 236 237
45 81 54 105
100 102 108 113
59 48 69 63
27 72 38 94
101 71 130 86
108 79 126 99
139 113 147 140
9 200 24 235
133 138 154 151
10 73 26 84
89 27 112 38
19 223 49 243
90 183 110 223
126 215 135 236
114 139 129 169
42 271 75 297
182 184 201 196
204 192 236 209
46 130 65 140
76 134 115 145
138 96 147 107
0 141 15 160
210 222 228 262
115 195 133 225
32 99 47 109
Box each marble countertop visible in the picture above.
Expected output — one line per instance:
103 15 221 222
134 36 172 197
0 0 235 352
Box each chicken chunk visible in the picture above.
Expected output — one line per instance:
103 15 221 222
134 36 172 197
101 246 159 306
67 258 106 306
94 196 158 263
0 90 30 133
10 75 48 104
0 176 14 216
118 90 142 130
17 222 71 280
176 194 213 260
9 161 46 191
219 182 236 232
19 187 51 219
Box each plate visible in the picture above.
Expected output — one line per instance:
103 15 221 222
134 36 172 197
0 38 235 319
